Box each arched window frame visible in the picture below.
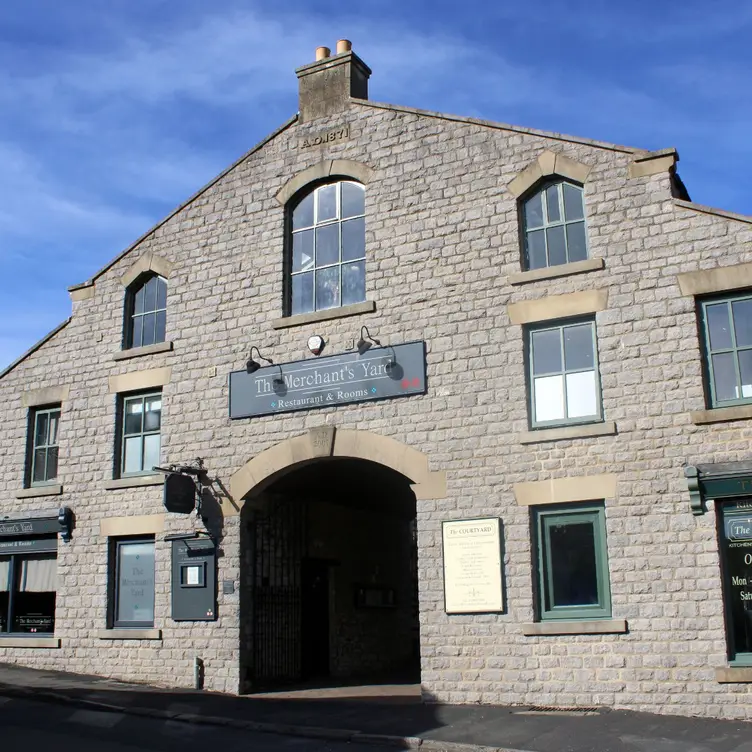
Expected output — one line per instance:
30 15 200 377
285 179 366 316
123 273 167 350
520 178 589 272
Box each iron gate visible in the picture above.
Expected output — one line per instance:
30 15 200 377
251 497 306 682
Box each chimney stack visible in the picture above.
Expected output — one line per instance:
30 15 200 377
296 40 371 122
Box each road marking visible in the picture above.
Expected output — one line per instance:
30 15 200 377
67 709 123 728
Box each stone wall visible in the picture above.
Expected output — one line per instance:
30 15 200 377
0 80 751 718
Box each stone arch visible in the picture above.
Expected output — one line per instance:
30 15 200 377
229 426 445 510
275 159 374 206
120 252 174 288
507 149 593 198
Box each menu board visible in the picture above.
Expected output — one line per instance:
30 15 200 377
721 504 752 656
442 518 503 614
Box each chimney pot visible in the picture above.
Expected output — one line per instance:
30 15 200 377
315 46 331 61
336 39 352 54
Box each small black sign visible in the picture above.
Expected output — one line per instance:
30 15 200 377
164 474 196 514
229 341 427 419
0 517 60 537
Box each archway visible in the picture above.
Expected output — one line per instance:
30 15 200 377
232 428 445 692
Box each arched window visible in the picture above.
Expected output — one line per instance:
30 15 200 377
288 180 365 315
522 181 588 270
126 274 167 348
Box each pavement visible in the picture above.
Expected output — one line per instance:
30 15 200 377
0 663 750 752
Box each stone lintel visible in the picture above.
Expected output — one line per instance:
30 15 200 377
275 161 373 206
691 405 752 425
509 258 605 286
103 475 165 491
522 619 627 636
715 667 752 683
120 252 174 289
21 385 69 407
677 261 752 296
100 513 166 537
507 289 609 326
113 341 174 361
108 367 172 394
519 421 617 445
514 474 618 506
0 637 61 648
507 149 593 198
272 300 376 329
14 485 63 499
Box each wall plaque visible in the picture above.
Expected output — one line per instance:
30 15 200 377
299 125 350 149
229 341 426 419
442 517 503 614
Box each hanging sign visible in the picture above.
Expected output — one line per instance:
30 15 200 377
229 341 427 419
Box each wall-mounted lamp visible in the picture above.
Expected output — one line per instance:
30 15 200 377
356 326 381 355
58 506 74 543
246 346 274 374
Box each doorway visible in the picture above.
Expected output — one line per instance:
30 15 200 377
240 457 419 691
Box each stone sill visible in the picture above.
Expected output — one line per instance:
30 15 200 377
272 300 376 330
715 666 752 683
691 405 752 425
522 619 627 636
14 484 63 499
97 629 162 641
113 341 173 361
104 474 164 490
0 637 60 648
509 258 605 285
519 421 616 445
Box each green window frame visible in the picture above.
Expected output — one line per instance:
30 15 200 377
533 503 612 621
700 294 752 408
527 318 602 428
716 500 752 666
119 392 162 477
28 406 61 487
288 180 366 316
126 274 167 349
522 180 588 271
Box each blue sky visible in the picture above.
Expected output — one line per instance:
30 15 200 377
1 0 750 370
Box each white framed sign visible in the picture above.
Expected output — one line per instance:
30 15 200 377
442 517 504 614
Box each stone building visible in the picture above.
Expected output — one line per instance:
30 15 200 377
1 40 751 721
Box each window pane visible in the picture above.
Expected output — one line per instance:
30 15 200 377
141 313 156 347
143 277 157 313
117 542 155 625
316 184 337 222
292 192 314 230
341 217 365 261
712 352 738 402
545 184 561 223
143 434 161 473
35 412 48 448
524 192 544 229
134 285 145 315
706 303 732 350
526 230 546 270
13 555 56 633
156 277 167 310
33 449 47 483
46 446 58 482
123 436 143 474
548 521 598 608
315 223 339 267
131 315 143 348
566 370 597 418
292 229 314 272
291 272 313 315
342 261 366 306
155 310 166 344
564 324 594 370
341 182 365 219
316 266 340 310
732 299 752 347
124 400 144 435
562 183 584 221
532 328 562 375
144 397 162 432
738 350 752 399
546 225 566 266
48 412 60 446
534 375 565 423
566 222 588 262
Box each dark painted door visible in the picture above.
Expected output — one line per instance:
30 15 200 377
301 558 329 679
